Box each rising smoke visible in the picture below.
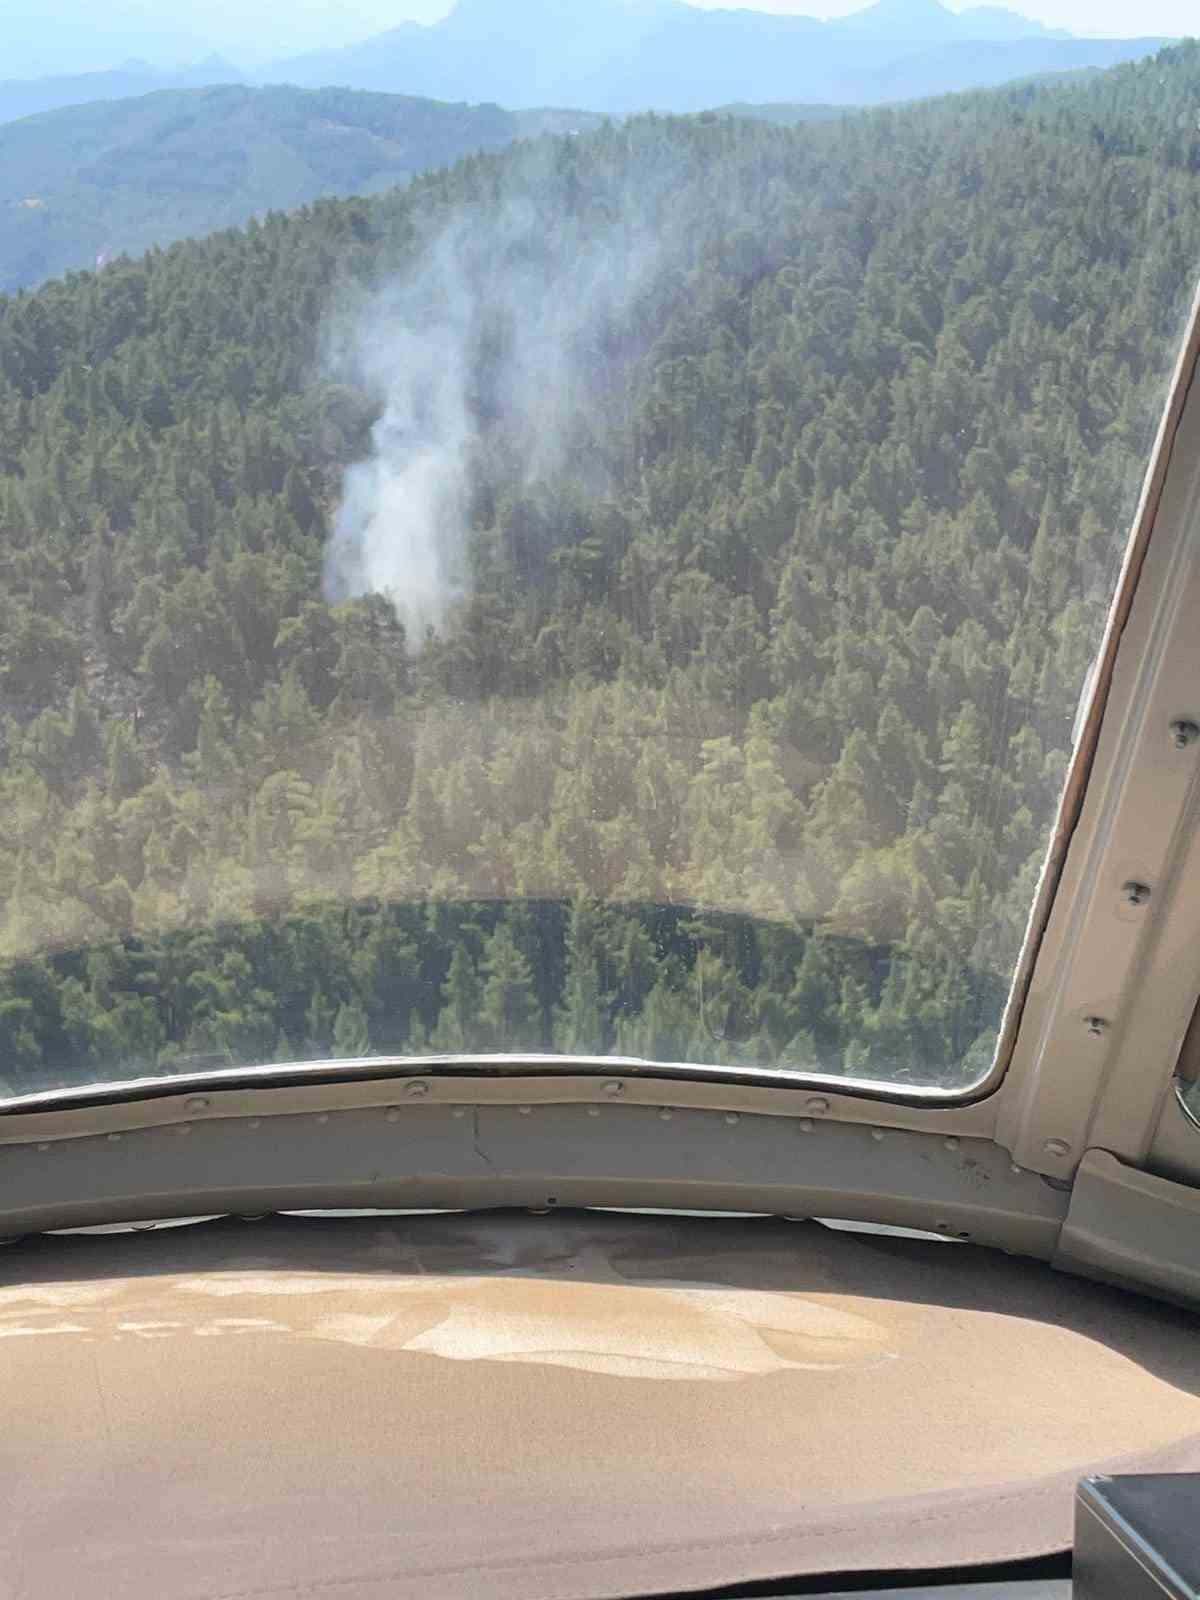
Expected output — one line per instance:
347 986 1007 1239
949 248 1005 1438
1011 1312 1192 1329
322 147 670 646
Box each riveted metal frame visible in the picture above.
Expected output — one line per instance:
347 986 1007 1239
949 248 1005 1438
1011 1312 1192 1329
994 283 1200 1185
0 1098 1066 1251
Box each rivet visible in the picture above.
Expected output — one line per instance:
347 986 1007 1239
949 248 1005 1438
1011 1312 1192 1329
315 1113 329 1125
37 1142 51 1153
806 1097 830 1115
944 1136 960 1150
247 1119 261 1131
725 1112 740 1125
1121 880 1152 907
405 1081 430 1099
385 1108 402 1123
587 1107 601 1118
659 1108 673 1121
107 1132 122 1143
603 1081 624 1097
186 1097 209 1113
871 1128 885 1142
1083 1015 1109 1038
175 1125 191 1137
1044 1138 1071 1158
1170 718 1200 749
798 1118 813 1133
519 1106 532 1117
451 1107 467 1119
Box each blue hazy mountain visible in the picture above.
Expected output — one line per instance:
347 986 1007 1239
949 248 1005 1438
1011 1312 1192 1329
0 58 243 126
831 0 1068 42
267 0 1169 113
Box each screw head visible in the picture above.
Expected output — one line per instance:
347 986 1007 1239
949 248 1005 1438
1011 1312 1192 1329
1171 719 1200 749
724 1112 740 1125
798 1118 813 1133
944 1136 960 1150
806 1096 830 1115
603 1080 624 1097
404 1080 430 1099
186 1096 209 1113
1084 1015 1110 1038
1044 1138 1071 1158
1122 880 1152 907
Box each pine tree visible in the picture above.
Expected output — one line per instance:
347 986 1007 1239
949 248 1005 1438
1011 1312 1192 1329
429 945 483 1053
480 923 542 1051
555 900 608 1055
332 1000 371 1058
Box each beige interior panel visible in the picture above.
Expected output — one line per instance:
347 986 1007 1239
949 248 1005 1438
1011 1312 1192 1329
2 1210 1198 1600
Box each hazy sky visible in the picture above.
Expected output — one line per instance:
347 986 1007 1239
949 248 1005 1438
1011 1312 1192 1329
123 0 1199 51
403 0 1195 39
5 0 1192 78
305 0 1195 46
689 0 1195 32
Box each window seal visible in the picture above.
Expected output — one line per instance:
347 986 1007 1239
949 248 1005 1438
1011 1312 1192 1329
995 280 1200 1181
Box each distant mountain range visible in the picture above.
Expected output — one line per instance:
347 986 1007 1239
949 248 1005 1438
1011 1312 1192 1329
0 57 242 126
0 0 1174 126
0 84 605 292
265 0 1172 113
0 0 1179 292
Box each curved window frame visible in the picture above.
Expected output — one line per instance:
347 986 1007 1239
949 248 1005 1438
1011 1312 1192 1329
3 297 1200 1304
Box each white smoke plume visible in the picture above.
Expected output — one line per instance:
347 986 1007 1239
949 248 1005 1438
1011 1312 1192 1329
322 152 669 645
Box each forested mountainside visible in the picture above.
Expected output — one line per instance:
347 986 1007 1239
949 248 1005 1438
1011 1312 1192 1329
0 85 603 293
1 44 1199 1095
706 103 854 126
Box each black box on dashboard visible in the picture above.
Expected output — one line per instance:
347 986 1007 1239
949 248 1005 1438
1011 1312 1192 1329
1075 1475 1200 1600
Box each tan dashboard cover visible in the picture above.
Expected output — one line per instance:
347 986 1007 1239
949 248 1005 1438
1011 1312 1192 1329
2 1209 1199 1599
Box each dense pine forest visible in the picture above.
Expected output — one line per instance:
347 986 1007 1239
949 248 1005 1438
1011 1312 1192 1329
1 43 1199 1096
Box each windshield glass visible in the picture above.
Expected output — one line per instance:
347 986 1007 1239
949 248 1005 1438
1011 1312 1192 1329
0 13 1196 1101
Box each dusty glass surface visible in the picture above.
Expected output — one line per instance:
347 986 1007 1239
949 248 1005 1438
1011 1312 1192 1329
1 33 1198 1099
